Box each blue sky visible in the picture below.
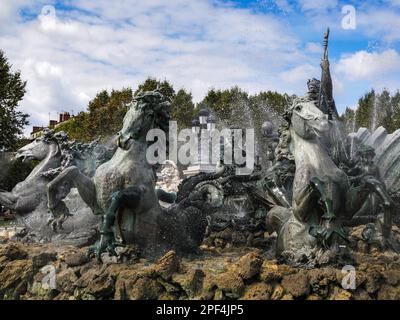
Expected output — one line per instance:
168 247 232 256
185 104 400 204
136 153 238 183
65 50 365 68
1 0 400 135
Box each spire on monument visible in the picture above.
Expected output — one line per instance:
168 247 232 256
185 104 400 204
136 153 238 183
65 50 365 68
318 27 339 120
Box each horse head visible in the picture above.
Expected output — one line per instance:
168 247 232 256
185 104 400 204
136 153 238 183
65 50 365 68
288 98 330 141
117 90 170 150
16 129 61 162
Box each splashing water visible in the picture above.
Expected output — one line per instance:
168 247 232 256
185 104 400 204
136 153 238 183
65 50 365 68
371 94 378 132
230 196 249 218
350 116 356 159
330 120 349 164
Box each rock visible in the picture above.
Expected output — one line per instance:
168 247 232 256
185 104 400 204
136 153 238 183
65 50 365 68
81 293 96 300
32 251 57 269
271 285 284 300
85 271 115 298
260 261 280 282
281 293 294 300
115 245 140 263
377 284 400 300
201 273 219 300
231 231 247 245
0 259 33 298
53 293 73 300
129 277 164 300
281 272 310 298
29 281 58 300
157 277 180 295
214 288 225 300
114 269 141 300
64 251 88 267
114 279 127 300
383 269 400 286
215 271 245 299
154 251 180 280
241 282 273 300
353 288 372 300
357 240 369 253
364 270 382 294
307 268 336 298
0 243 28 261
329 288 352 300
159 292 178 300
231 252 263 280
172 268 204 298
306 294 322 300
56 268 78 294
100 252 118 264
260 261 294 283
349 225 365 240
214 238 225 248
74 265 115 298
216 228 233 241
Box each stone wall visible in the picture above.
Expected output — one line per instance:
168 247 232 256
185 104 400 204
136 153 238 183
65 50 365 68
0 241 399 300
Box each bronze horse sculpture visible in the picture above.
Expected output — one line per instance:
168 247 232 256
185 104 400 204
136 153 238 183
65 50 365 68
0 130 62 216
47 90 208 259
266 92 395 263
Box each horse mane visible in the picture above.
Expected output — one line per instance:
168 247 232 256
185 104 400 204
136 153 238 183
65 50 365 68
38 129 114 178
133 89 171 133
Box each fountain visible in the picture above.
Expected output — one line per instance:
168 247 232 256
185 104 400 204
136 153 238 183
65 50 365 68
0 29 398 268
371 92 378 132
350 115 356 159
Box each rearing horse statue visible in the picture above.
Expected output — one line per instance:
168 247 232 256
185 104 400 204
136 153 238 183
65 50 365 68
267 96 350 260
47 90 170 257
0 130 62 215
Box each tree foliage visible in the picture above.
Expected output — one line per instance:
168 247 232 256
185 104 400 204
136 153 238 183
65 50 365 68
56 88 133 142
171 89 195 129
0 157 37 192
0 50 29 151
134 77 175 100
56 78 196 142
198 87 293 136
341 89 400 135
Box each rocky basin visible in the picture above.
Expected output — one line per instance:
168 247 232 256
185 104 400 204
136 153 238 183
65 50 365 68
0 231 400 300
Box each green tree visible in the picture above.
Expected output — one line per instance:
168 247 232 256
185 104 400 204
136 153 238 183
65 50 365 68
86 88 133 140
250 91 293 116
376 89 392 131
250 91 293 128
340 107 356 134
135 78 194 129
0 50 28 151
134 77 175 101
55 111 89 142
56 88 133 143
171 89 195 129
198 86 250 128
390 90 400 133
355 90 375 130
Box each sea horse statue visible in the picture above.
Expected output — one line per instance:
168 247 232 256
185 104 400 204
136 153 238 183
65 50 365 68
47 90 209 259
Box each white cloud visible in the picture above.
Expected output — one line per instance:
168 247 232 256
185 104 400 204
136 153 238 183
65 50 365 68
336 50 400 80
0 0 32 24
388 0 400 6
280 64 319 83
298 0 338 11
1 0 319 135
274 0 293 12
305 42 322 54
357 9 400 42
3 0 398 135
